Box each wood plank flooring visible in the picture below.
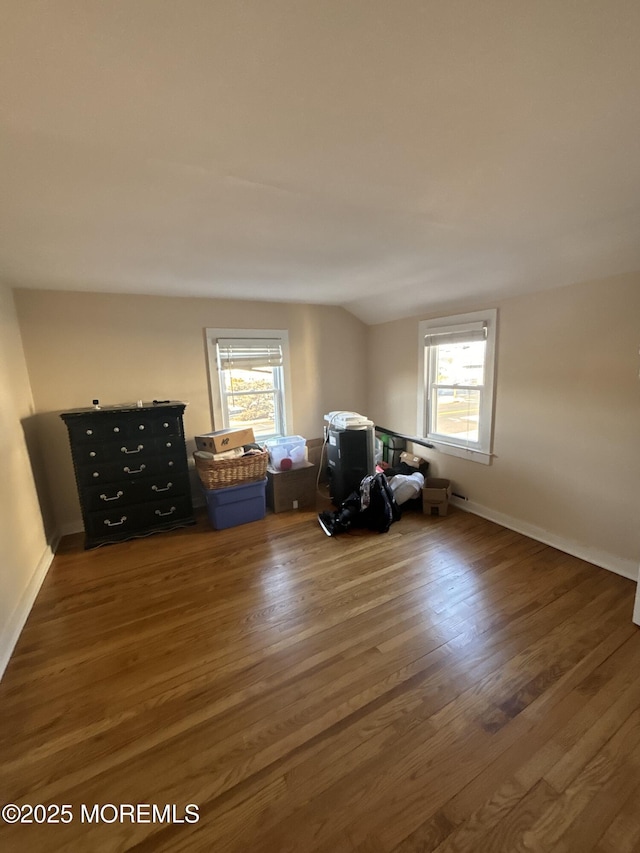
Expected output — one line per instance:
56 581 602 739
0 505 639 852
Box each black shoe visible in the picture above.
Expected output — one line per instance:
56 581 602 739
318 512 335 536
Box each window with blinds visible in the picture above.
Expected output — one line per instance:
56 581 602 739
418 310 497 460
207 331 290 440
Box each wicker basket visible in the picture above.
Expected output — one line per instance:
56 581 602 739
194 449 269 490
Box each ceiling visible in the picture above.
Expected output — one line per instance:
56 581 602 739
2 1 640 325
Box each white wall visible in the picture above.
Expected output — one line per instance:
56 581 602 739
367 273 640 578
0 284 56 678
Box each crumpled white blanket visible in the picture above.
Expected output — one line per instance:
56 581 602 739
389 471 425 505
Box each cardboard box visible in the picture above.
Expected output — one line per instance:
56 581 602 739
400 451 423 469
305 437 324 466
195 427 255 453
422 477 451 516
266 462 317 513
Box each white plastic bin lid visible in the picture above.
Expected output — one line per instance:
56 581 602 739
264 435 305 447
324 411 374 430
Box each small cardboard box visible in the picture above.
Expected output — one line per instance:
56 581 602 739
422 477 451 516
195 427 255 453
266 462 317 513
400 451 423 469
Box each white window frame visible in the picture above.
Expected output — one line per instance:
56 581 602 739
417 309 497 465
206 328 293 440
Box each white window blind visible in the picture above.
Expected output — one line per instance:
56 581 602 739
423 321 487 347
216 339 284 371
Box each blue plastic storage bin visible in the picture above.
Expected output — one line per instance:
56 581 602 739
203 478 267 530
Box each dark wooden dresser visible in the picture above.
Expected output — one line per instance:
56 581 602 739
61 401 195 548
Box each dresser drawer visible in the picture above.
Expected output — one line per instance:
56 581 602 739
67 414 180 445
151 415 184 438
67 418 132 445
111 414 184 440
72 438 153 465
154 435 183 454
83 474 190 511
84 496 193 541
133 473 190 504
73 435 184 467
76 453 187 486
84 505 149 540
142 496 193 526
77 459 153 486
84 482 136 511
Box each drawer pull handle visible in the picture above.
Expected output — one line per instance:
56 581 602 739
138 425 145 430
90 451 96 458
92 472 100 478
113 427 120 433
104 516 127 527
152 483 173 492
121 444 144 454
155 506 176 517
100 491 124 502
123 464 146 474
163 422 169 428
86 429 93 436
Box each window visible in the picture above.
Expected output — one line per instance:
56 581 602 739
206 329 292 441
418 309 497 464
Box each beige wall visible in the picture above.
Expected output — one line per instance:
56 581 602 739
0 284 55 675
367 273 640 576
13 289 368 532
10 276 640 580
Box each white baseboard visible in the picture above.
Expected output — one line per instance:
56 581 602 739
0 537 59 681
633 588 640 626
450 497 639 582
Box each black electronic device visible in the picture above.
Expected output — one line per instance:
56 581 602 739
326 425 375 506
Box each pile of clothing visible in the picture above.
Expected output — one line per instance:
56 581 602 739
318 460 427 537
383 461 426 505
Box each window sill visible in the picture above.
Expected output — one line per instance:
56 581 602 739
428 440 493 465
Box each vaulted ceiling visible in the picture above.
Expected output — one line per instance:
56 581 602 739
2 1 640 324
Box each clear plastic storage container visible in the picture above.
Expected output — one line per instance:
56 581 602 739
265 435 307 471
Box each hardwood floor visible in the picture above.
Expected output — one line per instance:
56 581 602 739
1 505 639 852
